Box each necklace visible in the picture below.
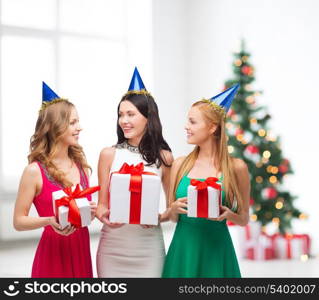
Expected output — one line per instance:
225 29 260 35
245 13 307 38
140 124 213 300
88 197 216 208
116 141 139 153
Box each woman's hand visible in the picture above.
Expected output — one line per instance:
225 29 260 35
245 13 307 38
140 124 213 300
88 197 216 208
140 224 156 229
170 197 188 215
48 216 76 236
95 204 124 228
208 205 234 222
89 201 97 221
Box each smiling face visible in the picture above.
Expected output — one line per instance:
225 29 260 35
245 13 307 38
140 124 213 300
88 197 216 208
59 107 82 146
118 100 147 142
185 105 217 145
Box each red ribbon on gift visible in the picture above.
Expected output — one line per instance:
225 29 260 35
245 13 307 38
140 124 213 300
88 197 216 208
55 184 100 228
282 234 310 259
111 162 156 224
190 177 222 218
246 232 275 260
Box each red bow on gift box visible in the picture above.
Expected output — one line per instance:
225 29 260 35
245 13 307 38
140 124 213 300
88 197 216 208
55 184 100 228
190 177 222 218
111 163 156 224
273 233 311 259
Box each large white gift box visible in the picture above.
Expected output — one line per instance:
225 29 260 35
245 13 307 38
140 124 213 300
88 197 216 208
109 169 161 225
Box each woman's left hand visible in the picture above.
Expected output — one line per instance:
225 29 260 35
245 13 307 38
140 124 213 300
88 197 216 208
89 201 97 221
208 205 233 222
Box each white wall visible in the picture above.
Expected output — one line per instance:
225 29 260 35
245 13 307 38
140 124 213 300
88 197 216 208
153 0 192 158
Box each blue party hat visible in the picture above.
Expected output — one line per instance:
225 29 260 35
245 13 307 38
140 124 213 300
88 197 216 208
40 82 66 112
125 67 150 96
210 84 240 113
42 81 60 103
203 83 240 118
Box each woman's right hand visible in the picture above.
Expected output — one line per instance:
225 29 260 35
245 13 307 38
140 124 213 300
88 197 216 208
48 216 76 236
96 204 124 228
170 197 188 215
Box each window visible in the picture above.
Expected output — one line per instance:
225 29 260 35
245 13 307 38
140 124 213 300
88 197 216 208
0 0 153 191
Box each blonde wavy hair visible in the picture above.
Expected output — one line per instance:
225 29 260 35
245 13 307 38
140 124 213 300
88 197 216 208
28 100 91 187
171 100 243 211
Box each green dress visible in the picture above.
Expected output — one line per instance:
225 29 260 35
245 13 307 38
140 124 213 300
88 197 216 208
162 175 241 278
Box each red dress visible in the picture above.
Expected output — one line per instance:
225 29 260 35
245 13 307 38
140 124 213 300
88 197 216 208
31 162 93 278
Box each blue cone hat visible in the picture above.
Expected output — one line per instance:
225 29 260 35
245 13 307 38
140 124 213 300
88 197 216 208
42 81 60 103
125 67 150 96
209 83 240 113
40 82 66 113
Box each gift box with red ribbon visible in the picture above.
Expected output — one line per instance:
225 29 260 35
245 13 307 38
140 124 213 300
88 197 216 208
52 184 100 229
227 221 263 259
246 232 275 260
187 177 222 218
109 162 161 225
273 233 311 259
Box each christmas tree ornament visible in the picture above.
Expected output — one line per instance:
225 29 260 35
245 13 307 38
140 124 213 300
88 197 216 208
262 187 278 200
244 145 260 163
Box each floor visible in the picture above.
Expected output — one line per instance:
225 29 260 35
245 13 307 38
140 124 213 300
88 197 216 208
1 224 318 278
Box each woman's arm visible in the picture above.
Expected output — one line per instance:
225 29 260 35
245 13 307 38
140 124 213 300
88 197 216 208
13 163 74 235
95 147 123 227
216 158 250 226
168 156 188 223
159 150 174 223
95 147 113 221
83 168 97 221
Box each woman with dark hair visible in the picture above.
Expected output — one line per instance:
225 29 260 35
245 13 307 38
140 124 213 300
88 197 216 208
96 68 173 277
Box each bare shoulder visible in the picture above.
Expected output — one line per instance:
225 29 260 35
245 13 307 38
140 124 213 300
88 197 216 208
99 146 116 160
98 147 116 172
24 162 41 178
172 156 186 170
232 157 248 174
160 149 174 165
21 162 42 186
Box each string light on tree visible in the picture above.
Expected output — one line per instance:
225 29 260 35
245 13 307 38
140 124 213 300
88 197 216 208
234 59 242 67
275 202 283 209
258 129 266 137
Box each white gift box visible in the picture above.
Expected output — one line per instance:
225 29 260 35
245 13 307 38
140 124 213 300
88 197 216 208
52 189 91 229
246 234 275 260
274 234 310 259
187 185 221 218
228 221 262 259
109 173 161 225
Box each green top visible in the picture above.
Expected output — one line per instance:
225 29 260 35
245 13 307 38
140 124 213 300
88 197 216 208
162 174 241 278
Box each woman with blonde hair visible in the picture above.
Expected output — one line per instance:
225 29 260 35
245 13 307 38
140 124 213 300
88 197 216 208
162 84 250 278
13 82 96 277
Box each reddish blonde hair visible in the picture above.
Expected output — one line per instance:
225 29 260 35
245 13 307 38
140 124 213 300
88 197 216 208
171 100 243 211
28 100 91 187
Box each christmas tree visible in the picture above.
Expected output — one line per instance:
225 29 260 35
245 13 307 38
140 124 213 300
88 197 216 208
224 41 305 233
